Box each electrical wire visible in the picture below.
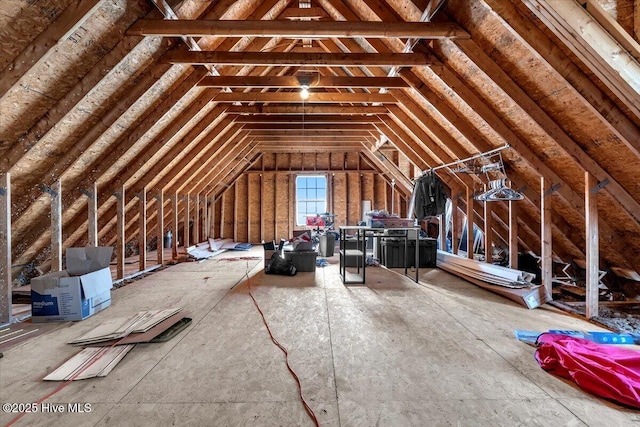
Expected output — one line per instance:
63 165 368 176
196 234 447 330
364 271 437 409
244 266 320 427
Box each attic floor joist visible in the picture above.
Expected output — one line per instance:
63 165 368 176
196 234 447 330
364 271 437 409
0 0 639 321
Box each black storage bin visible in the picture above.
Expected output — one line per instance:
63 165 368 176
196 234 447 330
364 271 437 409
380 239 405 268
412 239 437 268
381 238 437 268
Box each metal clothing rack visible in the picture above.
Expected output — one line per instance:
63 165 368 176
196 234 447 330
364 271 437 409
425 144 510 174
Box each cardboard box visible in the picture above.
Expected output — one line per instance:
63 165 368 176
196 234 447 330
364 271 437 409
31 247 113 322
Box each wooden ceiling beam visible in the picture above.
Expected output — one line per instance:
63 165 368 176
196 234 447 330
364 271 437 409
234 114 381 123
129 19 470 39
280 7 329 19
163 51 433 66
226 105 389 114
214 92 397 103
199 76 410 88
254 135 370 141
242 121 375 130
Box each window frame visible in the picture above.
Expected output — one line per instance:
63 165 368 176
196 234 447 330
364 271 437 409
295 174 328 227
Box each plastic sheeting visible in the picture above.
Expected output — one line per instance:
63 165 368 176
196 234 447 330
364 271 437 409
535 333 640 408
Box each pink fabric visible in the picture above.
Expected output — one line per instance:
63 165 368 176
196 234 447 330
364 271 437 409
535 333 640 408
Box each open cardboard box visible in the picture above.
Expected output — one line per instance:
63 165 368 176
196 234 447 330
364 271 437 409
31 247 114 322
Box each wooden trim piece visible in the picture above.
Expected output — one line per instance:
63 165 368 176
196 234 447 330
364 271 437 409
129 19 470 39
199 76 410 88
51 180 62 272
163 51 433 66
585 172 599 318
0 173 11 325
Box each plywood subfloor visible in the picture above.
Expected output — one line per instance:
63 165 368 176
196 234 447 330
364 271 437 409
1 247 639 426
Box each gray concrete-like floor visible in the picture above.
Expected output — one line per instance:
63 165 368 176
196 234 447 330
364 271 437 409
2 247 640 426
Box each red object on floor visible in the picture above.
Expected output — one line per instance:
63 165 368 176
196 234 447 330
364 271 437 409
535 333 640 409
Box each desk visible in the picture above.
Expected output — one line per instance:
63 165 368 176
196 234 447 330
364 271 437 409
339 226 421 284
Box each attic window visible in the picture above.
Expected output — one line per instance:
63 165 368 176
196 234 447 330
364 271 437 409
296 175 327 226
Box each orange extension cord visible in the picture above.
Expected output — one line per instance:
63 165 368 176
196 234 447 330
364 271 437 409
4 337 127 427
6 259 319 427
245 271 320 427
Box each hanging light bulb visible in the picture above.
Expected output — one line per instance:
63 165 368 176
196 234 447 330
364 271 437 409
300 84 310 100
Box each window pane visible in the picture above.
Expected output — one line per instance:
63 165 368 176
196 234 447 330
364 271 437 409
296 175 328 226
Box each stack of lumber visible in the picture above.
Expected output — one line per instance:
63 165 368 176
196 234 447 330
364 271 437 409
437 251 549 309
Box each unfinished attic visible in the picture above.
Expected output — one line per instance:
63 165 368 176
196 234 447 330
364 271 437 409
2 0 640 424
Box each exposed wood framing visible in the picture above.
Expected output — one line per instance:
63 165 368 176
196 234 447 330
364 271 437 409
585 172 599 318
214 92 397 103
0 174 10 325
183 194 190 249
194 195 200 244
541 177 553 300
86 183 98 247
139 189 147 272
451 195 459 255
509 201 519 269
157 192 164 266
50 181 62 272
484 201 492 263
172 193 179 258
466 186 474 259
199 76 410 88
116 186 125 280
163 51 433 66
129 19 470 39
